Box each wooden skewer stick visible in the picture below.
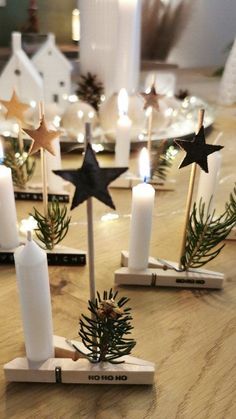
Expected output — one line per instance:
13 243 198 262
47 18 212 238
179 108 205 269
146 106 153 160
85 123 96 304
18 122 24 154
39 102 48 217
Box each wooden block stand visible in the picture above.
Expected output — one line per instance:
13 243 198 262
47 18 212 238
4 336 155 385
114 251 224 290
0 244 86 266
14 185 70 203
110 174 175 191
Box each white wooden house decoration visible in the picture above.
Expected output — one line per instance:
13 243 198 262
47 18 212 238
0 32 43 103
32 33 72 110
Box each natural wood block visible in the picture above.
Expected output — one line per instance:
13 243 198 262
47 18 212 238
4 357 155 385
114 266 224 289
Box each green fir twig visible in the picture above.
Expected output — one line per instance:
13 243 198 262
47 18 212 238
78 289 136 364
181 191 236 270
30 199 71 250
3 138 36 188
151 142 176 181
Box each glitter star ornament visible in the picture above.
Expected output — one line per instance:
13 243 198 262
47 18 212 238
141 84 165 111
175 126 224 173
54 143 127 210
24 115 61 156
0 90 30 124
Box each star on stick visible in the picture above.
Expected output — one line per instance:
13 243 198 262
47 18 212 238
24 115 61 156
0 90 30 125
175 126 224 173
54 143 128 210
141 84 165 111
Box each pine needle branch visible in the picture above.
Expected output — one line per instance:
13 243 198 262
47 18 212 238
76 72 104 111
78 289 136 364
151 142 176 181
181 190 236 270
3 138 36 188
30 199 71 250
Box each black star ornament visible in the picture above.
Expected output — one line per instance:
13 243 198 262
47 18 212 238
175 126 224 173
54 143 128 210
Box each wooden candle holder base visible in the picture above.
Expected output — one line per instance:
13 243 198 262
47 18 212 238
0 245 86 266
115 251 224 289
14 184 70 203
110 174 175 191
4 336 155 385
226 227 236 241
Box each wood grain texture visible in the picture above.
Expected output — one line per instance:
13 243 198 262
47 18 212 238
0 69 236 418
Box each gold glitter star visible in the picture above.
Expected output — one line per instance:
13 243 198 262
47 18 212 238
0 90 30 125
141 84 165 111
24 115 61 156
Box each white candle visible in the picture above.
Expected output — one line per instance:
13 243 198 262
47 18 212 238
72 8 80 42
14 234 54 363
46 137 64 193
115 89 132 167
196 151 222 214
115 0 141 93
128 148 155 270
0 142 19 250
79 0 119 95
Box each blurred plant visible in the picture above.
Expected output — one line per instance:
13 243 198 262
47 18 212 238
151 141 177 181
3 138 36 189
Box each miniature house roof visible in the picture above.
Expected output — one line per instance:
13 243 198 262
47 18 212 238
0 32 43 102
32 33 72 72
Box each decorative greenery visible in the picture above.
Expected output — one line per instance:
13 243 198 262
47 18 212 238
151 142 176 181
76 72 104 111
3 139 36 189
77 289 136 364
30 199 71 250
181 191 236 270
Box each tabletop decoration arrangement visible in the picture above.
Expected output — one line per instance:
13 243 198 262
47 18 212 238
0 91 69 203
4 123 155 385
115 109 235 289
24 109 86 266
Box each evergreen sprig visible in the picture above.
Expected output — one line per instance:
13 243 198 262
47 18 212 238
181 192 236 270
30 199 71 250
151 143 176 181
78 289 136 364
3 139 36 188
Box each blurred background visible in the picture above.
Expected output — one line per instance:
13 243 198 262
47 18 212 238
0 0 235 68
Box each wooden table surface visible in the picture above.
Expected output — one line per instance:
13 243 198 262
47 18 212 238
0 70 236 419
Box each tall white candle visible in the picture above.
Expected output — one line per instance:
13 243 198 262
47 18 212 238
196 151 222 214
115 0 141 93
0 142 19 250
14 234 54 363
128 148 155 270
115 89 132 167
79 0 119 95
46 137 64 193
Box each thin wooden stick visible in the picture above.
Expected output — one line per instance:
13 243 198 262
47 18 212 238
179 109 205 268
85 123 96 304
18 122 24 154
146 107 153 160
39 102 48 217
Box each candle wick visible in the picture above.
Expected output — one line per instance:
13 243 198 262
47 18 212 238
27 230 32 242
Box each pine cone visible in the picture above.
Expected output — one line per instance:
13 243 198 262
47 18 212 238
76 72 104 111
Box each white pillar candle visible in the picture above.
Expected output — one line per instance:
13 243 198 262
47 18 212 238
72 8 80 42
46 137 64 193
79 0 119 95
128 148 155 270
115 89 132 167
115 0 141 94
196 151 222 214
14 234 54 363
0 142 19 249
